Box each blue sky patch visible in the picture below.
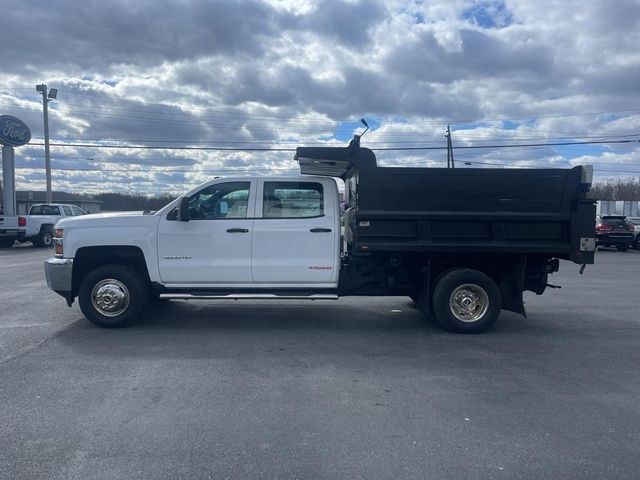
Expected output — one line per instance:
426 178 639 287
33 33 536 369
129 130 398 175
332 117 380 143
462 1 513 29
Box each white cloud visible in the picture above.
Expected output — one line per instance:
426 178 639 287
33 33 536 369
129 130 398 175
1 0 638 195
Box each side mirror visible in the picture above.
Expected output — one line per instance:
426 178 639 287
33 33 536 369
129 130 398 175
176 196 190 222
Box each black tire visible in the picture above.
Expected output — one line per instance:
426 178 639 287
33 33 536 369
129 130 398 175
78 264 148 328
32 227 53 248
0 237 15 248
635 236 640 250
432 268 501 334
616 244 629 252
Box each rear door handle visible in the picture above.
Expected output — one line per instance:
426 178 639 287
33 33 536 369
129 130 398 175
226 228 249 233
310 228 332 233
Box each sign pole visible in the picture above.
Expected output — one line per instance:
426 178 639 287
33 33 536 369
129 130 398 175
0 114 32 215
2 145 16 215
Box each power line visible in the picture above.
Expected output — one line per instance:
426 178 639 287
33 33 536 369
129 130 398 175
24 138 638 152
371 139 640 151
4 98 640 140
15 166 298 172
51 90 640 123
5 90 640 127
26 132 640 145
14 165 640 175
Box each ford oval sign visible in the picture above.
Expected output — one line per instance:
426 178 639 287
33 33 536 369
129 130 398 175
0 115 31 147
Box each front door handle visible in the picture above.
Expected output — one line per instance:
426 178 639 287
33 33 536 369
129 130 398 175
310 228 332 233
226 228 249 233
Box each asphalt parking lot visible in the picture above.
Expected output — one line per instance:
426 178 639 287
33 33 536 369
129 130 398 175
1 245 639 479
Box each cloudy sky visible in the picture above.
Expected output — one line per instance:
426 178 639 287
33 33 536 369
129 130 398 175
1 0 639 195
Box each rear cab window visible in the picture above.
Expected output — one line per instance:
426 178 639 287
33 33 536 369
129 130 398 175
262 181 324 218
29 205 60 215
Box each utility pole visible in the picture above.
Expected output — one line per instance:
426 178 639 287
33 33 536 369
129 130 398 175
445 124 455 168
36 84 57 203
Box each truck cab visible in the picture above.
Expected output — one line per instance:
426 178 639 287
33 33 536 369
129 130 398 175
157 176 341 287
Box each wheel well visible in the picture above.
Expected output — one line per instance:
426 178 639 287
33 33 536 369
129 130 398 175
417 255 529 317
72 246 150 296
39 224 53 233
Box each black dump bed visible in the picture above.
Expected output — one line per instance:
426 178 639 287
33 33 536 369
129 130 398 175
296 144 596 265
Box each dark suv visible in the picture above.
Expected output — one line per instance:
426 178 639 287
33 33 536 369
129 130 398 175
596 215 635 251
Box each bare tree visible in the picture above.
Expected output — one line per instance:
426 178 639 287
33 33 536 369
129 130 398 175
589 177 640 201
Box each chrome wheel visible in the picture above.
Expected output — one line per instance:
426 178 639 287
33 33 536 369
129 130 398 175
42 232 52 246
91 279 130 317
449 284 489 323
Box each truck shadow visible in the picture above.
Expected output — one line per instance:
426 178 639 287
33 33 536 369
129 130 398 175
0 244 49 256
54 299 537 363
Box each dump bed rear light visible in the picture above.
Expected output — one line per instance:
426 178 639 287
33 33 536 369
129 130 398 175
18 216 26 227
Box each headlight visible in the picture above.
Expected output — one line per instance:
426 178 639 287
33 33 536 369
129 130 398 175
53 228 64 257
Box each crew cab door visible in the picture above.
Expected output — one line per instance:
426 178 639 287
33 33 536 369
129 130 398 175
251 179 339 284
157 180 256 284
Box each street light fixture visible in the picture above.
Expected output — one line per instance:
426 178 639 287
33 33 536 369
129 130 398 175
36 83 56 203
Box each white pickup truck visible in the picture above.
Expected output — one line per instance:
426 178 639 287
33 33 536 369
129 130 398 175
0 203 86 248
44 141 596 333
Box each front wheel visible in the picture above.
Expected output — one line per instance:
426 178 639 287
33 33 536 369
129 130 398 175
432 269 502 333
78 265 148 328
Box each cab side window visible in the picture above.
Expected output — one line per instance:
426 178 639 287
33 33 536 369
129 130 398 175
262 182 323 218
188 182 250 220
62 206 73 216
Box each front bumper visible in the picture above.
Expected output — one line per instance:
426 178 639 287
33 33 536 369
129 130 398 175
44 257 74 303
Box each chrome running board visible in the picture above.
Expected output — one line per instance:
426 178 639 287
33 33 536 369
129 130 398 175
160 293 339 301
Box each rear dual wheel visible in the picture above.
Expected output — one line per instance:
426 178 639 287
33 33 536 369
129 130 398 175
431 269 502 333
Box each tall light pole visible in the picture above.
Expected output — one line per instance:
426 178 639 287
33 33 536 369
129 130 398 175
36 84 57 203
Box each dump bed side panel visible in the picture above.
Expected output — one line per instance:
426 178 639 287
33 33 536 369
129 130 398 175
351 162 595 263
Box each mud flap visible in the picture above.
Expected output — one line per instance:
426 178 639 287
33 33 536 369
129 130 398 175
500 258 527 318
415 259 432 315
